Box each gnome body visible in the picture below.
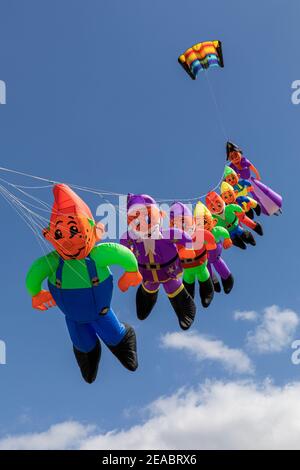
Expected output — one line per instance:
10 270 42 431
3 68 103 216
120 194 196 330
223 165 261 220
226 141 282 216
169 201 216 308
220 182 264 236
194 201 234 294
205 191 260 251
26 184 142 383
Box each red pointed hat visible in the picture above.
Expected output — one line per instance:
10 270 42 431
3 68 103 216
205 191 219 206
50 184 94 226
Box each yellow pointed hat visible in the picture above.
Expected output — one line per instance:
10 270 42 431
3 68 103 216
220 181 234 194
194 201 212 219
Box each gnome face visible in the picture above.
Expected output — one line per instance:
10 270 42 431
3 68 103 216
43 184 104 260
128 205 162 239
225 172 239 186
206 192 225 215
221 189 236 205
228 150 242 165
170 214 195 236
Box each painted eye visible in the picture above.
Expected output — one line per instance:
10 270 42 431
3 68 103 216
70 225 79 237
54 229 63 240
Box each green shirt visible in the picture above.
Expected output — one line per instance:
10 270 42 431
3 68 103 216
211 226 231 243
212 204 242 232
26 243 138 296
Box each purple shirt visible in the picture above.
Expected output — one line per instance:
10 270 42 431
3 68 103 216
120 228 192 283
230 156 252 180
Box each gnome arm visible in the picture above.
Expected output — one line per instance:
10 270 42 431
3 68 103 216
92 243 139 273
26 252 59 296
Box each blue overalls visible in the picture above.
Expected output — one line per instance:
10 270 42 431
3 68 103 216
48 256 126 353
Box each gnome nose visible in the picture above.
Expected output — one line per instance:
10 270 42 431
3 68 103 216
61 240 74 252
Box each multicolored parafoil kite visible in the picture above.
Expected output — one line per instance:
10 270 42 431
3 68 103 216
178 40 224 79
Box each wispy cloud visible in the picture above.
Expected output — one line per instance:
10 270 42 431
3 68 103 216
0 422 95 450
247 305 299 353
161 331 254 375
234 310 258 322
3 380 300 449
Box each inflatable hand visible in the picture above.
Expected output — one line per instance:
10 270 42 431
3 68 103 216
118 271 143 292
32 290 56 311
223 238 233 249
178 247 196 259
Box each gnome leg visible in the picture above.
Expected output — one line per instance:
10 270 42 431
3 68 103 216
245 208 254 220
106 323 138 372
183 269 196 299
66 319 101 384
232 236 247 250
136 283 159 320
253 203 262 216
241 230 256 246
165 280 196 331
73 340 101 384
197 263 214 308
213 257 234 294
208 263 221 293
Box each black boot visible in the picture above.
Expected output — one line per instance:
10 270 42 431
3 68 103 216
232 236 247 250
241 230 256 246
183 280 195 299
136 285 158 320
212 273 221 293
73 339 101 384
199 278 214 308
221 273 234 294
253 221 263 236
245 208 254 220
169 288 196 331
107 324 138 371
254 204 261 216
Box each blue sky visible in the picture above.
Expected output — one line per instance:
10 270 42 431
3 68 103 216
0 0 299 448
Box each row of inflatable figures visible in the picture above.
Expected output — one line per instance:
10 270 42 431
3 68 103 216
26 140 282 383
24 41 283 383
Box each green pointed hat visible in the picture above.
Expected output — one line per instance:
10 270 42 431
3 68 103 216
223 165 237 179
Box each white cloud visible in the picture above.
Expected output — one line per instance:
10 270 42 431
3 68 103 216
247 305 299 353
234 310 258 321
0 421 94 450
3 380 300 449
161 331 254 375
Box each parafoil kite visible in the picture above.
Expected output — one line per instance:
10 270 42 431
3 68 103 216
26 184 142 383
178 40 224 79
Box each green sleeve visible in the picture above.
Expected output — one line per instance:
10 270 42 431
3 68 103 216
26 252 59 296
212 226 230 243
231 204 243 214
91 243 138 272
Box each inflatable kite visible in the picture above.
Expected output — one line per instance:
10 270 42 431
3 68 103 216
194 202 234 294
169 202 216 308
226 141 283 216
26 184 142 383
205 191 261 250
178 40 224 80
120 194 196 330
223 165 261 219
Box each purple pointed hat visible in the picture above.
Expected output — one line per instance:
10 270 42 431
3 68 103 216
127 193 157 213
169 202 192 221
